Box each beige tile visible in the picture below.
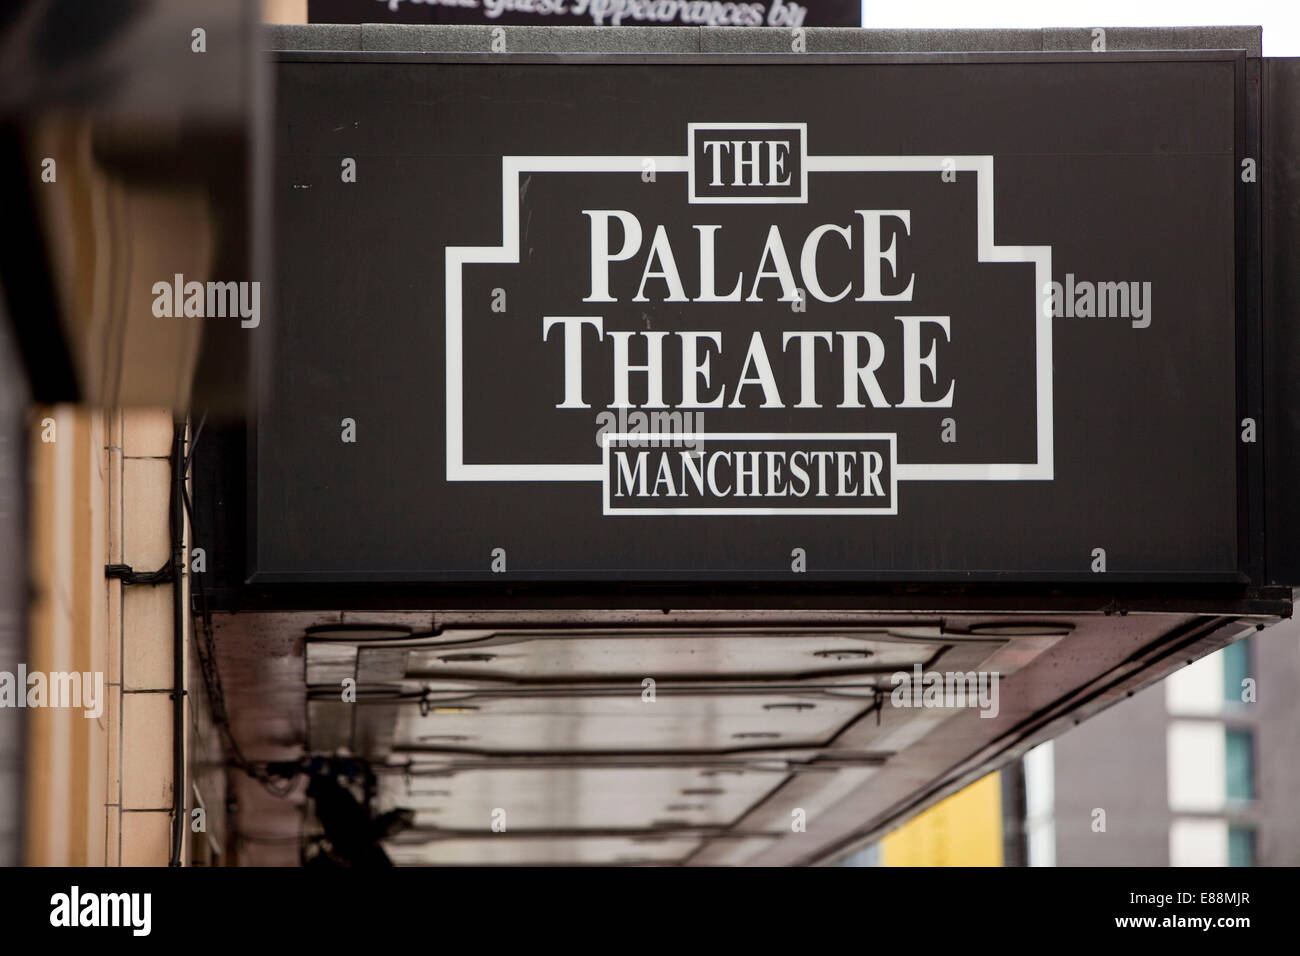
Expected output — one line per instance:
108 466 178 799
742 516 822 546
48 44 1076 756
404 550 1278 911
83 474 108 683
93 414 107 481
122 408 175 459
121 811 170 866
106 806 120 867
123 584 173 690
122 458 171 570
106 445 123 564
108 408 123 450
122 692 172 810
106 683 121 806
107 579 122 685
86 730 106 866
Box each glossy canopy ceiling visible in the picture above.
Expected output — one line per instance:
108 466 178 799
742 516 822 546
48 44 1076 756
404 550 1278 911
212 607 1270 865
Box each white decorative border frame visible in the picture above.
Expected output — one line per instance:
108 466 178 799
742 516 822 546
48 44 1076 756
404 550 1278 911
445 149 1053 487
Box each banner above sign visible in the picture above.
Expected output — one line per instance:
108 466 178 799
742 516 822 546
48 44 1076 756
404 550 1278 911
258 53 1244 583
308 0 857 28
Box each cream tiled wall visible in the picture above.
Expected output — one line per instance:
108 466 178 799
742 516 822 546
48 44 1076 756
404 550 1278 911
116 410 179 865
27 407 189 866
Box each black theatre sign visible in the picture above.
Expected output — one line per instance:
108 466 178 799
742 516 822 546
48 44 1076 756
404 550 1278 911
258 53 1247 583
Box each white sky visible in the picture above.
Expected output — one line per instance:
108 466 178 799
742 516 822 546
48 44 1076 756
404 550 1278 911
859 0 1300 56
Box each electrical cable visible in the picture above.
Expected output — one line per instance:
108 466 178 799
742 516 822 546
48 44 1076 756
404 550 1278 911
180 438 300 801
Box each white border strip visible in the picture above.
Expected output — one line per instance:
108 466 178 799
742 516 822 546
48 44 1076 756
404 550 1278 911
601 432 898 516
687 122 809 204
446 153 1051 484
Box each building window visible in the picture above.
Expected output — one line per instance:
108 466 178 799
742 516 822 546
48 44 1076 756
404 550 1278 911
1225 728 1255 802
1228 826 1256 867
1221 638 1252 706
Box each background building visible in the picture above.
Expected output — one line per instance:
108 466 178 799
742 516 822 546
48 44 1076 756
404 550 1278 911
838 623 1300 867
1029 623 1300 867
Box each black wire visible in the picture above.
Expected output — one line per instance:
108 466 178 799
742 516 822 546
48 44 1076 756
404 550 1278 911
105 561 173 584
181 438 381 849
181 474 298 800
183 410 207 473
